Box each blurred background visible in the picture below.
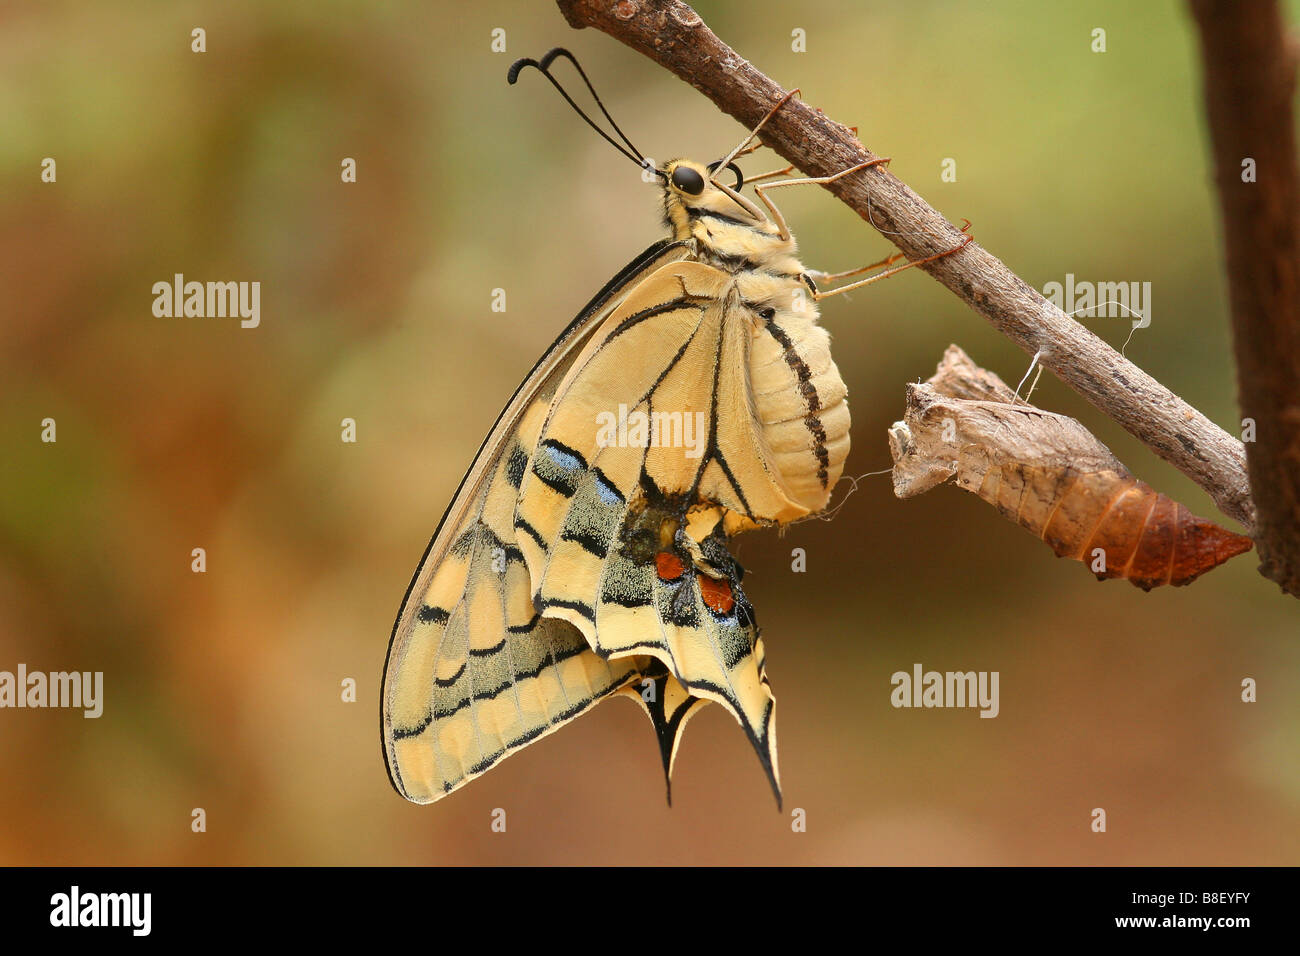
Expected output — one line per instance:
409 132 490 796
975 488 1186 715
2 0 1297 865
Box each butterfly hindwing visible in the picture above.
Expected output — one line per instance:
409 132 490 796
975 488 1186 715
615 661 708 805
514 260 790 802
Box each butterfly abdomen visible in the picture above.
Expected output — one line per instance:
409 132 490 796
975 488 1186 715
685 200 851 518
728 264 849 516
749 310 849 514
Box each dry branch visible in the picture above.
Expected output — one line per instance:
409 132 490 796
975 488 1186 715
556 0 1256 535
1189 0 1300 594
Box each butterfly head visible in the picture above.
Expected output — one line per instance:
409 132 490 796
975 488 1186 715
659 158 762 239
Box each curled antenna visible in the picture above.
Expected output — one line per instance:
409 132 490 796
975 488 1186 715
508 47 662 179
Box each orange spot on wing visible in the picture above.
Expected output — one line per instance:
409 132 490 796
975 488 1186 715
697 574 735 614
655 552 685 581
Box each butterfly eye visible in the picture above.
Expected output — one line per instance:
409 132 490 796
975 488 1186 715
671 165 705 195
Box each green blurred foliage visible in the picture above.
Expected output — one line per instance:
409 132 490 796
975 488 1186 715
1 0 1297 864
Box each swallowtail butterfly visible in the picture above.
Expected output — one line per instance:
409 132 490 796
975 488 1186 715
381 48 962 805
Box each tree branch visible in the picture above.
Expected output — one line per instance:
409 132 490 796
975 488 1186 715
556 0 1256 534
1189 0 1300 593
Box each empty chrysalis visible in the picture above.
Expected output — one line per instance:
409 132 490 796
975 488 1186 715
889 346 1253 590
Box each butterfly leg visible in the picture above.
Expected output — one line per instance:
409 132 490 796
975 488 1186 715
711 88 802 175
730 141 769 161
744 163 796 184
753 159 892 241
805 251 907 284
811 219 974 300
724 117 855 168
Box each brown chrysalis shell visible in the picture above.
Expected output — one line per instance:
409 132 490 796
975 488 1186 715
889 346 1253 590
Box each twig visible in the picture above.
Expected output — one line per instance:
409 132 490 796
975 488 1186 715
556 0 1256 533
1190 0 1300 593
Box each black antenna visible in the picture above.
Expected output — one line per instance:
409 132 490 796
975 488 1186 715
508 47 663 179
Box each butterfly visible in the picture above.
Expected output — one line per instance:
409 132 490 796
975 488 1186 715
381 48 962 806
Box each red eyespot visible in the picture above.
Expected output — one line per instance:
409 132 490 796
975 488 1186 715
655 552 686 581
697 574 735 614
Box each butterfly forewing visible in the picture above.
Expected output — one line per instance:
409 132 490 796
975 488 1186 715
382 240 692 803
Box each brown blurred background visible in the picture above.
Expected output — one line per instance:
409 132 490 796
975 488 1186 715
2 0 1297 865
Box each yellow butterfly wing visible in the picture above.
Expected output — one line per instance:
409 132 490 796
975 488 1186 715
615 661 709 805
381 240 691 804
514 260 810 804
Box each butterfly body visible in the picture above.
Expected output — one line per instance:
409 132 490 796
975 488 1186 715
662 159 851 517
383 80 850 807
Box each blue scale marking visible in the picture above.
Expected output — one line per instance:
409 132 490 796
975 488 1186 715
595 476 623 506
545 444 583 471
